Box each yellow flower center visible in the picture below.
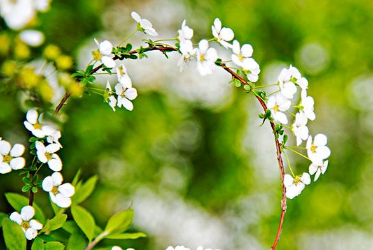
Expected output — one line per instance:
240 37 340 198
34 123 42 130
199 54 205 62
293 176 301 184
51 186 59 195
238 53 244 62
3 155 12 163
46 153 53 161
92 50 102 61
311 145 317 153
21 221 30 230
273 105 279 112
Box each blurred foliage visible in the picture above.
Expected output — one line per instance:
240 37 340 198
1 0 373 249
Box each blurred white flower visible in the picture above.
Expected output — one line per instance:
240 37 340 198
10 206 43 240
44 126 62 149
299 90 315 121
35 141 62 171
94 39 115 68
196 40 218 76
116 64 132 88
178 20 196 72
307 134 331 165
309 160 328 181
0 139 25 173
19 30 45 47
212 18 234 48
267 94 291 124
111 247 123 250
179 20 193 40
131 11 158 36
292 112 309 146
42 172 75 208
284 173 311 199
231 40 260 82
115 83 138 111
0 0 34 30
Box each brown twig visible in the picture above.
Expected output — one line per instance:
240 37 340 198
53 45 287 249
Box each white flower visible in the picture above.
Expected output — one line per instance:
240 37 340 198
196 40 218 76
298 90 315 121
277 66 301 99
309 160 328 181
93 39 115 68
267 94 291 124
19 30 45 47
306 134 331 165
131 11 158 36
106 81 117 112
42 172 75 208
284 173 311 199
115 84 138 111
231 40 260 82
177 20 196 72
292 112 309 146
0 139 25 173
44 126 62 149
179 20 193 40
0 0 35 30
24 109 51 138
212 18 234 48
112 247 123 250
35 141 62 171
116 64 132 88
9 206 43 240
298 77 308 90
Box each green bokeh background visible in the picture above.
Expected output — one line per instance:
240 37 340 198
1 0 373 249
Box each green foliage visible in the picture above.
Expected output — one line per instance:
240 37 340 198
72 175 98 204
104 209 134 235
105 232 146 240
32 238 44 250
40 214 67 233
2 218 26 250
71 205 95 242
44 241 65 250
5 193 46 223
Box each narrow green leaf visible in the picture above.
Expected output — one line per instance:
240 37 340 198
32 238 45 250
49 214 67 231
44 241 65 250
2 218 26 250
104 209 133 235
72 176 98 204
72 169 82 186
71 206 95 241
5 193 46 223
105 232 146 240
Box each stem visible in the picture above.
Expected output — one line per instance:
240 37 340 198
254 83 279 89
285 147 311 161
118 29 138 46
283 151 295 177
84 231 109 250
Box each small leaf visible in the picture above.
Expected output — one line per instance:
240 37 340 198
67 233 86 250
29 137 38 142
2 218 27 250
72 169 81 186
71 206 95 242
32 238 45 250
283 134 288 145
22 184 32 192
44 241 65 250
105 232 146 240
0 212 7 227
104 209 133 235
32 186 38 193
72 176 98 204
41 214 67 233
5 193 46 223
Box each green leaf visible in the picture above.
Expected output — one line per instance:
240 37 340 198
72 169 82 186
0 212 7 227
44 241 65 250
29 137 38 142
67 233 86 250
62 221 81 234
71 205 95 242
22 184 32 192
32 238 45 250
2 218 27 250
233 78 241 87
283 134 288 145
72 176 98 204
105 232 146 240
104 209 133 235
38 235 55 242
41 214 67 233
5 193 46 223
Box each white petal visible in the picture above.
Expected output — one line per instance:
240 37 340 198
106 80 112 91
0 140 11 155
131 11 141 22
322 160 329 174
102 56 115 68
25 228 37 240
109 96 117 111
41 125 55 136
24 121 35 132
26 110 38 124
29 219 43 230
284 174 293 187
19 30 45 47
140 19 152 29
309 163 318 175
120 98 134 111
51 172 63 185
35 141 46 154
317 146 331 160
115 83 124 95
54 194 72 208
145 28 158 36
247 73 259 83
99 40 113 55
301 173 311 185
0 162 12 174
37 151 48 163
21 206 35 221
124 88 138 100
267 96 276 109
10 157 25 170
58 183 75 197
314 134 327 146
46 143 60 153
119 75 132 89
274 112 288 125
198 40 209 54
48 156 62 171
286 185 297 199
9 212 22 225
213 18 222 32
10 144 25 157
241 44 253 57
42 176 54 192
220 27 234 41
32 129 45 138
232 40 240 55
112 247 123 250
206 48 218 62
314 170 321 182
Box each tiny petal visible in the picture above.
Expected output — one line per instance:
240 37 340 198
9 212 22 225
10 144 25 157
21 206 35 221
26 110 38 124
10 157 26 170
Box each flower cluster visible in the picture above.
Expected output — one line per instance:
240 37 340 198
9 205 43 240
24 109 75 208
265 66 331 199
177 18 260 81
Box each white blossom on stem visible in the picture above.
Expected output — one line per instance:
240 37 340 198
42 172 75 208
131 11 158 36
292 112 309 146
105 81 117 112
115 83 138 111
196 40 218 76
212 18 234 48
24 109 52 138
93 39 115 68
116 64 132 88
231 40 260 82
0 138 25 173
306 134 331 165
43 126 62 149
178 20 196 71
309 160 328 181
277 66 302 99
9 206 43 240
298 90 315 121
179 20 193 40
35 141 62 171
267 93 291 124
284 173 311 199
